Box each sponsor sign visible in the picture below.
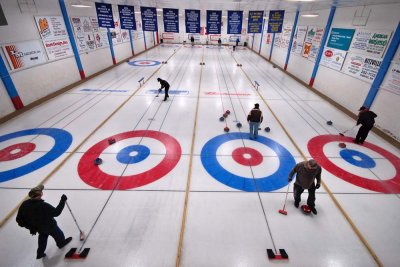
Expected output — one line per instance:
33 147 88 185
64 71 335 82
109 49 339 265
382 63 400 95
34 16 67 40
350 29 392 58
320 47 347 71
3 40 46 70
342 54 382 83
327 28 355 51
291 25 307 55
42 38 73 60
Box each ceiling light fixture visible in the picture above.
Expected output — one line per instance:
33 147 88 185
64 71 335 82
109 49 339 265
71 4 91 8
301 13 319 17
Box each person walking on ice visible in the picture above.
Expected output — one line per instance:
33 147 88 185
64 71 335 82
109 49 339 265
247 103 263 139
288 159 322 215
157 78 170 101
16 185 72 259
353 106 377 144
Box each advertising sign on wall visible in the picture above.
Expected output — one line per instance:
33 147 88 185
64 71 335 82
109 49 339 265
291 25 307 55
163 8 179 33
90 17 109 49
206 10 222 34
141 6 158 32
71 17 96 53
95 2 114 28
34 16 68 40
248 11 264 34
185 9 200 33
382 63 400 95
350 29 392 58
118 5 136 30
327 28 355 51
3 40 47 70
304 27 324 61
42 38 73 60
320 47 347 71
342 54 382 83
267 10 285 33
227 11 243 34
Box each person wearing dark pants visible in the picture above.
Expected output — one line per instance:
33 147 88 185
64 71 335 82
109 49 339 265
354 106 377 144
16 185 72 259
288 159 322 214
247 103 263 139
157 78 170 101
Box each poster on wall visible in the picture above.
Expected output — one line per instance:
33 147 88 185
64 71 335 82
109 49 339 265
248 11 264 33
291 25 307 55
381 62 400 95
163 8 179 33
206 10 222 34
327 28 355 51
320 47 347 71
305 27 324 61
227 11 243 34
71 17 96 53
90 17 109 48
34 16 67 40
141 6 158 32
2 40 47 70
185 9 200 33
42 38 73 60
350 29 392 58
267 10 284 33
110 21 122 44
302 42 312 58
342 54 382 83
118 5 136 30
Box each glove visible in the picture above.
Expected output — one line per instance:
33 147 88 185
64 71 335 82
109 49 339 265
30 229 37 236
61 194 67 202
288 177 292 182
315 183 320 189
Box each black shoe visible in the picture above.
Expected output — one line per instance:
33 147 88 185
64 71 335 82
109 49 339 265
352 139 359 144
58 237 72 249
294 202 299 208
311 207 317 215
36 253 46 259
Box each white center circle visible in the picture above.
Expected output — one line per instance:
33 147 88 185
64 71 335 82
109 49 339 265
130 151 139 157
243 153 251 159
11 149 21 154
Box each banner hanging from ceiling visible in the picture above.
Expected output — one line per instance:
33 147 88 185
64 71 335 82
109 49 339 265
248 11 264 34
141 6 158 32
185 9 200 33
163 8 179 33
227 11 243 35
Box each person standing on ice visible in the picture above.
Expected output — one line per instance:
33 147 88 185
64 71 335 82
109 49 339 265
190 35 195 46
353 106 377 144
288 159 322 215
247 103 263 139
16 185 72 259
157 77 170 101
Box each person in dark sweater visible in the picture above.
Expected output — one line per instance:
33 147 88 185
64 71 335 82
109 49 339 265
288 159 322 215
190 36 195 46
16 185 72 259
157 78 170 101
247 103 263 139
353 106 377 144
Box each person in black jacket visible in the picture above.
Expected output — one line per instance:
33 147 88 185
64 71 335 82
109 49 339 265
190 36 195 46
16 185 72 259
157 78 170 101
353 106 377 144
247 103 263 139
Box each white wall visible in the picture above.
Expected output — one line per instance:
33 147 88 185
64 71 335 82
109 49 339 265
0 0 155 119
250 3 400 141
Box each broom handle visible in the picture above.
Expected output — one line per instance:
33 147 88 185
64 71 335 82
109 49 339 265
343 124 357 134
282 183 290 209
66 201 83 233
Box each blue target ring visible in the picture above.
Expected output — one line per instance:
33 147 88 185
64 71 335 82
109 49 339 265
340 149 376 168
128 60 161 67
0 128 72 182
117 145 150 164
201 132 295 192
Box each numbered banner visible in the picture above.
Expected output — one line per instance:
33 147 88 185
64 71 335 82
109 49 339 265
327 28 355 51
163 8 179 33
34 16 68 40
141 6 158 32
248 11 264 34
227 11 243 34
267 10 285 33
118 5 136 30
95 2 114 28
206 10 222 35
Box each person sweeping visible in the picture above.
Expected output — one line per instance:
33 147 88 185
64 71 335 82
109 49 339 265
16 185 72 259
157 77 170 101
288 159 322 215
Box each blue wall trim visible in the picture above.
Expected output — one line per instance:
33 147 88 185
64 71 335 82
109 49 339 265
0 54 19 99
284 11 299 69
259 18 266 54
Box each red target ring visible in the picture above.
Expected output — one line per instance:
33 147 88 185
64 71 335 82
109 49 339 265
0 143 36 161
308 135 400 193
232 147 263 166
78 131 181 190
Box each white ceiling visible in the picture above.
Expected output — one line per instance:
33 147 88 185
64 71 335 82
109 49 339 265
80 0 400 13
